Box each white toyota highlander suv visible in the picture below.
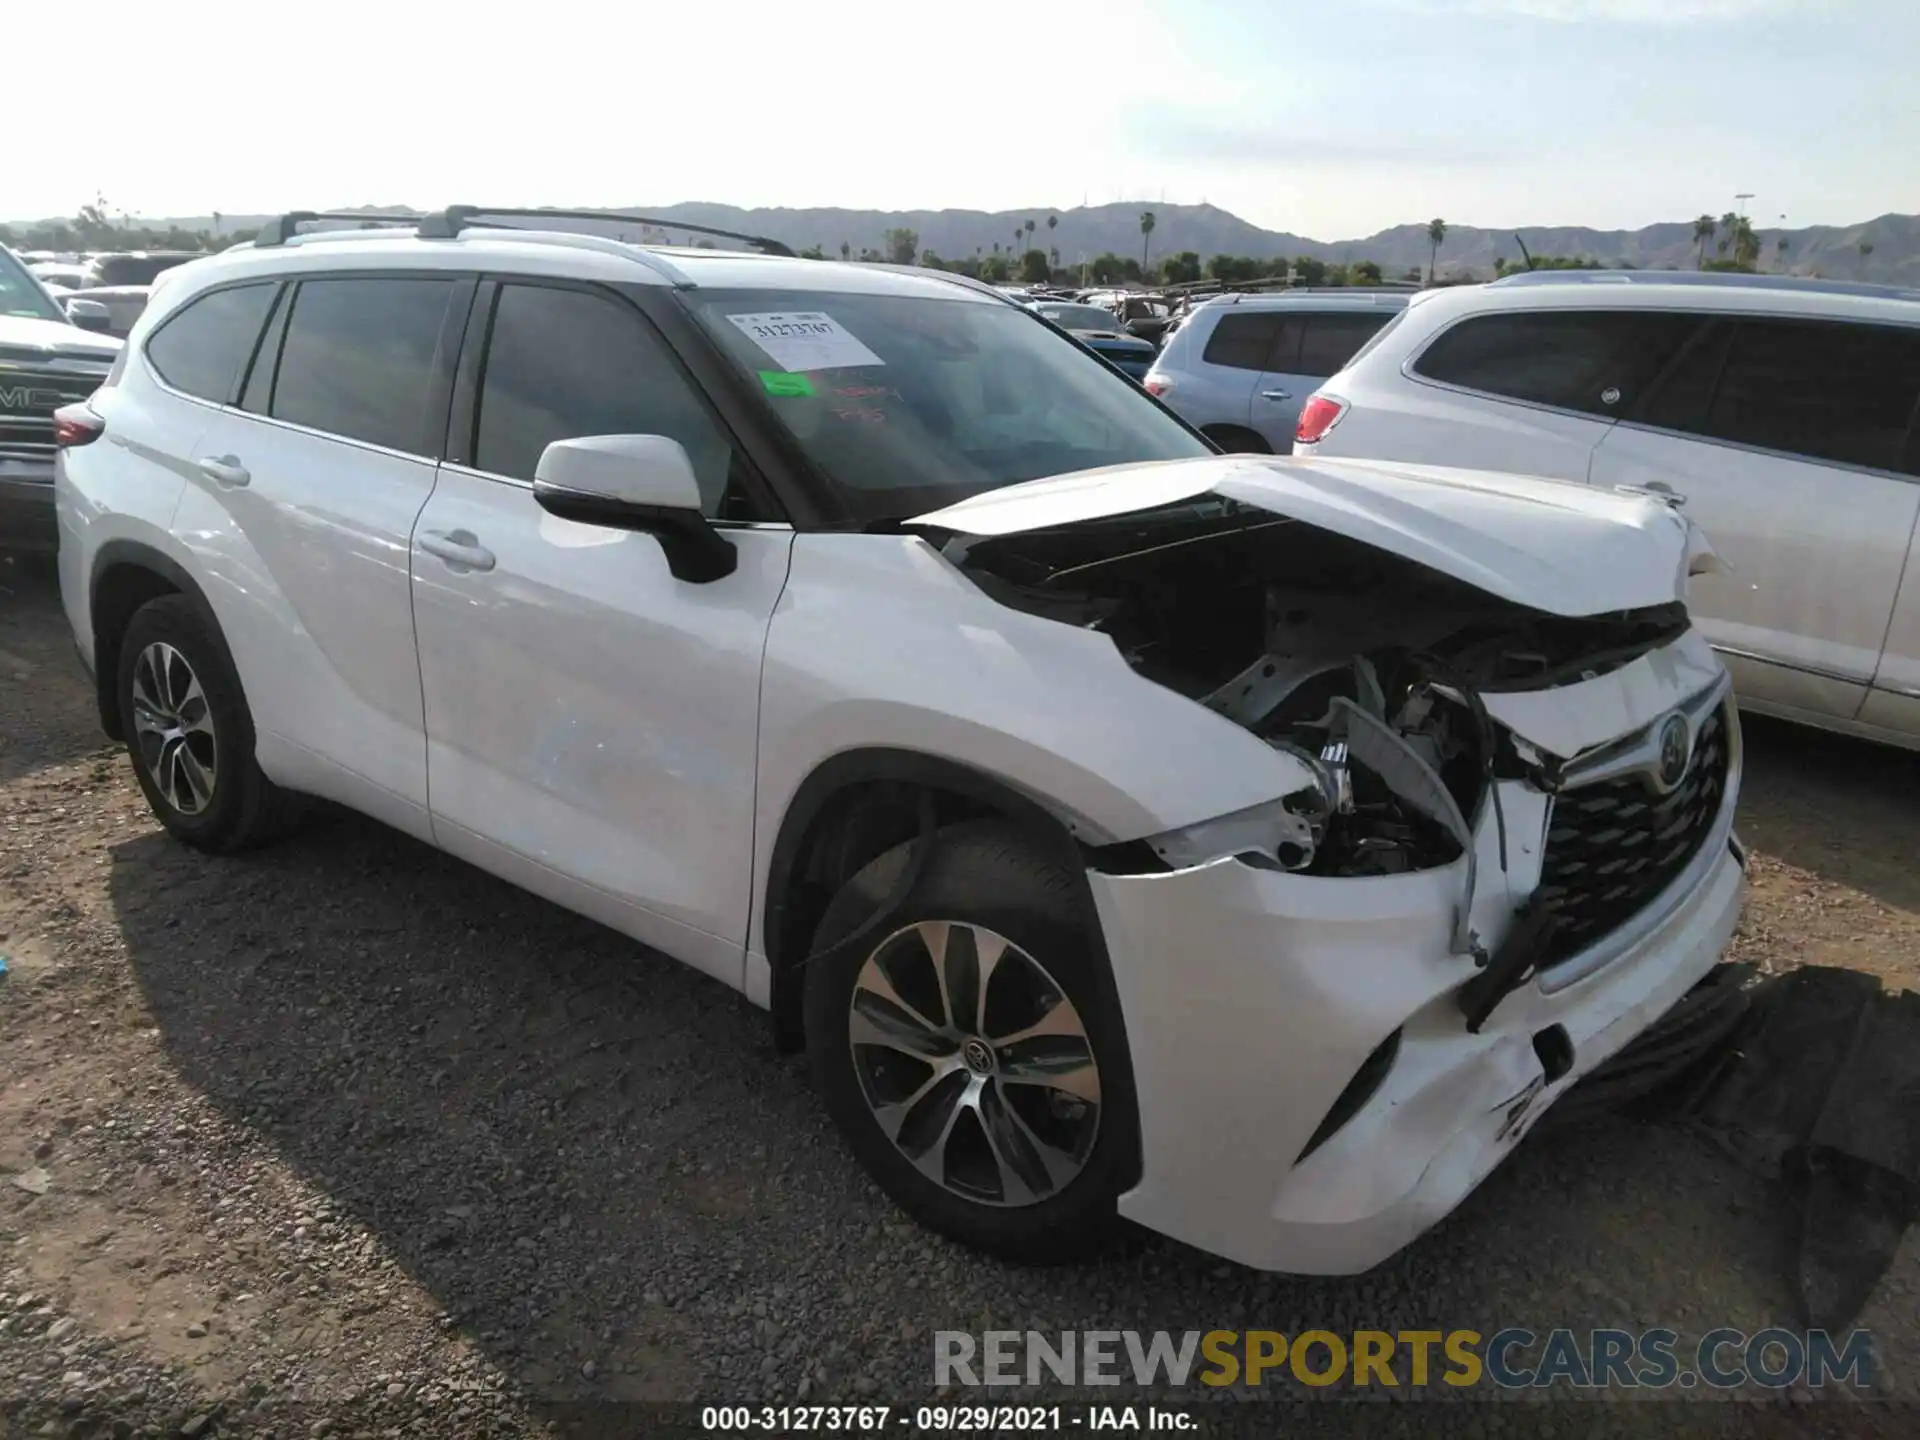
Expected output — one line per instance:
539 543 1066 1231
54 208 1746 1275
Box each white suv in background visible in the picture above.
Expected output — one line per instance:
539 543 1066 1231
55 209 1745 1276
1295 272 1920 749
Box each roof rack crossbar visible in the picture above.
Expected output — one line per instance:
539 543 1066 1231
416 206 795 256
257 212 423 248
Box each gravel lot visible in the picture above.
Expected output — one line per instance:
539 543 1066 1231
3 553 1917 1437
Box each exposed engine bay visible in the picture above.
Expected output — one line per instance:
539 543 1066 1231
937 500 1690 881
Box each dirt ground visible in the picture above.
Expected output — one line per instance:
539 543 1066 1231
2 553 1917 1438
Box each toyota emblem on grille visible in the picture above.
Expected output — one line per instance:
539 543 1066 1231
1654 712 1693 792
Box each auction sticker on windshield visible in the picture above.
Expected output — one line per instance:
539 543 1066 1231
727 311 884 372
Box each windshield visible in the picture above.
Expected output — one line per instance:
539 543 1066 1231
1035 303 1122 332
0 248 67 322
689 288 1208 521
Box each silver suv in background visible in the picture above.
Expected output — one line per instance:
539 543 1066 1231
1143 292 1410 452
1296 270 1920 750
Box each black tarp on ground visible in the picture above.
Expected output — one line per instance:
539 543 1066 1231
1555 964 1920 1330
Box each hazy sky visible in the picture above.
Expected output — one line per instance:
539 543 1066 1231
13 0 1913 237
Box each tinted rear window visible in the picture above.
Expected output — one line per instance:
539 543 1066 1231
144 284 276 403
1413 309 1703 416
1635 316 1920 473
269 278 454 453
1294 313 1393 379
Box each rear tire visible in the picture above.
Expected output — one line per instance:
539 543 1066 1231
116 595 299 852
804 821 1139 1262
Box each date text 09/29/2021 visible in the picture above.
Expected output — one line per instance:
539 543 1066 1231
700 1406 1190 1433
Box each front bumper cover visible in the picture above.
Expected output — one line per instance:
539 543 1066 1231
1088 657 1746 1275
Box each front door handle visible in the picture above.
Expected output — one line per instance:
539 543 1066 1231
197 455 250 488
1259 389 1292 402
419 529 497 573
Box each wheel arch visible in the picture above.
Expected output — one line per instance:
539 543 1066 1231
89 540 228 741
1200 423 1273 455
761 748 1111 1053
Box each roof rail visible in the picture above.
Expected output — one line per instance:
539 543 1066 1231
869 264 1026 306
416 206 795 256
1488 269 1920 302
256 212 422 248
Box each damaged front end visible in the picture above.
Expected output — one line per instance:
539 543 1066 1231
912 471 1748 1272
940 500 1696 916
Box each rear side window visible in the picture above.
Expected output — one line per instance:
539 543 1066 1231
1636 317 1920 473
144 283 276 403
1202 312 1285 371
1293 313 1393 379
473 283 758 519
270 278 455 453
1413 309 1703 417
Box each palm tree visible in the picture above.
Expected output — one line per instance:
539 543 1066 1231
1139 210 1156 270
1050 246 1059 268
839 241 850 261
1426 218 1447 285
1717 212 1740 255
1024 219 1036 252
1692 214 1716 269
1047 214 1058 243
1860 239 1876 273
1774 236 1789 272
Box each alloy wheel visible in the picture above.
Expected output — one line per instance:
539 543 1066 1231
847 919 1101 1207
130 641 218 815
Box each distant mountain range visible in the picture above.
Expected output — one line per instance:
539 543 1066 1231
12 202 1917 282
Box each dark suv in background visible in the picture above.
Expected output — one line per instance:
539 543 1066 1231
0 245 122 552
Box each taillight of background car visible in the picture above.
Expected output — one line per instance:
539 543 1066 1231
1143 375 1172 398
53 403 105 448
1295 394 1348 445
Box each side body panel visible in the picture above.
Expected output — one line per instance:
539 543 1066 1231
411 466 795 989
173 409 440 840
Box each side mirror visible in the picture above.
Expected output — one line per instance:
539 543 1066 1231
531 434 736 583
65 297 112 333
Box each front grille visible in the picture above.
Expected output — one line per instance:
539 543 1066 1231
0 361 101 463
1533 704 1730 968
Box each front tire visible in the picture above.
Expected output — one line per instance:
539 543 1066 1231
116 594 297 852
804 821 1139 1262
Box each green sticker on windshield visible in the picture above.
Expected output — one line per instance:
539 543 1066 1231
760 370 815 397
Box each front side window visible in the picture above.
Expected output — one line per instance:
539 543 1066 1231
1675 318 1920 473
474 283 761 519
269 277 454 453
144 283 276 403
1413 309 1703 417
688 287 1209 520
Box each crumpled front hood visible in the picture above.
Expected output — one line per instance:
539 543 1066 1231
910 454 1701 618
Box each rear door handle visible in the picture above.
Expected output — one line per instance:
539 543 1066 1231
1259 389 1292 401
419 529 496 573
197 455 249 488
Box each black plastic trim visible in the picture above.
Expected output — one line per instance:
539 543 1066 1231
531 481 738 582
87 541 228 739
417 206 793 256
